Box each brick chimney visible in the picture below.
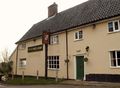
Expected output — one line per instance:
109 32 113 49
48 2 58 17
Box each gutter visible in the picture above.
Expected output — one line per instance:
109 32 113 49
65 30 69 79
15 45 19 75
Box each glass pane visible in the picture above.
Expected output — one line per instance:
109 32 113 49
52 61 53 64
111 60 116 66
117 59 120 66
49 61 52 64
54 56 56 60
54 65 56 68
75 32 78 39
79 34 82 39
112 51 116 58
79 31 83 39
49 65 51 68
108 22 113 32
114 21 119 30
57 56 59 60
57 65 59 69
57 61 59 64
54 61 56 64
117 51 120 58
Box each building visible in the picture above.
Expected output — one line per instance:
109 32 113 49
10 0 120 82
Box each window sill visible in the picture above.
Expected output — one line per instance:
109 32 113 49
74 39 83 42
18 66 26 69
48 68 59 71
110 66 120 69
49 43 59 45
108 30 120 34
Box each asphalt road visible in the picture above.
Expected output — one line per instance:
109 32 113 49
0 85 119 88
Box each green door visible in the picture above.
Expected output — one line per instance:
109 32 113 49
76 56 84 80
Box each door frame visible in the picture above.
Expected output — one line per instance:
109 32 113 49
74 54 86 80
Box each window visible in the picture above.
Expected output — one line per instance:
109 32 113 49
19 58 27 67
47 56 59 69
110 51 120 67
108 20 120 32
19 43 26 50
50 35 59 44
74 31 83 40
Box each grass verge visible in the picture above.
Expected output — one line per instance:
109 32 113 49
1 76 63 85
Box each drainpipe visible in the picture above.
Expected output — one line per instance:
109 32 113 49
15 45 19 75
65 30 69 79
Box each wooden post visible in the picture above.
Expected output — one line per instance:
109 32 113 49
45 44 48 79
42 32 50 79
37 70 39 80
55 69 58 82
22 71 24 80
12 71 14 80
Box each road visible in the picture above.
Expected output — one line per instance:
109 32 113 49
0 85 119 88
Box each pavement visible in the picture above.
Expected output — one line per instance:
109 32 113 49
61 80 120 87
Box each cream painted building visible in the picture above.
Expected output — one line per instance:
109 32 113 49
10 0 120 82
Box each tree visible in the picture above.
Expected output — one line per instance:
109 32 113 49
1 48 9 62
0 48 13 81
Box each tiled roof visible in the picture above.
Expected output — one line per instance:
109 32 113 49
17 0 120 43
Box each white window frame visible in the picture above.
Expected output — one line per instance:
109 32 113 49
47 56 59 70
50 35 59 44
108 20 120 33
110 51 120 68
74 31 83 41
19 58 27 68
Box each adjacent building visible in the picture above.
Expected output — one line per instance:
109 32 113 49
10 0 120 82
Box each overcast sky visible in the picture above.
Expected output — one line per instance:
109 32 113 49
0 0 88 58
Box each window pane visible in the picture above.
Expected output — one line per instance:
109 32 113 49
79 31 82 39
112 51 116 58
117 51 120 58
111 59 116 66
57 65 59 68
49 65 51 68
54 65 56 68
110 51 116 66
57 61 59 64
114 21 119 30
108 22 113 32
75 32 78 39
117 59 120 66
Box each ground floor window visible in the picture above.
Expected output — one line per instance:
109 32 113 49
110 51 120 67
19 58 27 67
47 56 59 69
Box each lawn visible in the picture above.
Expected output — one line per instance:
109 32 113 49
1 76 63 85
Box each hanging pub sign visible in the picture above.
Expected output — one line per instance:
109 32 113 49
42 32 50 44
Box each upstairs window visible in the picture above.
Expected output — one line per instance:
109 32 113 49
19 58 27 67
50 35 59 44
74 31 83 40
108 20 120 32
110 51 120 67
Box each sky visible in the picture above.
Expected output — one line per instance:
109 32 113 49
0 0 88 59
